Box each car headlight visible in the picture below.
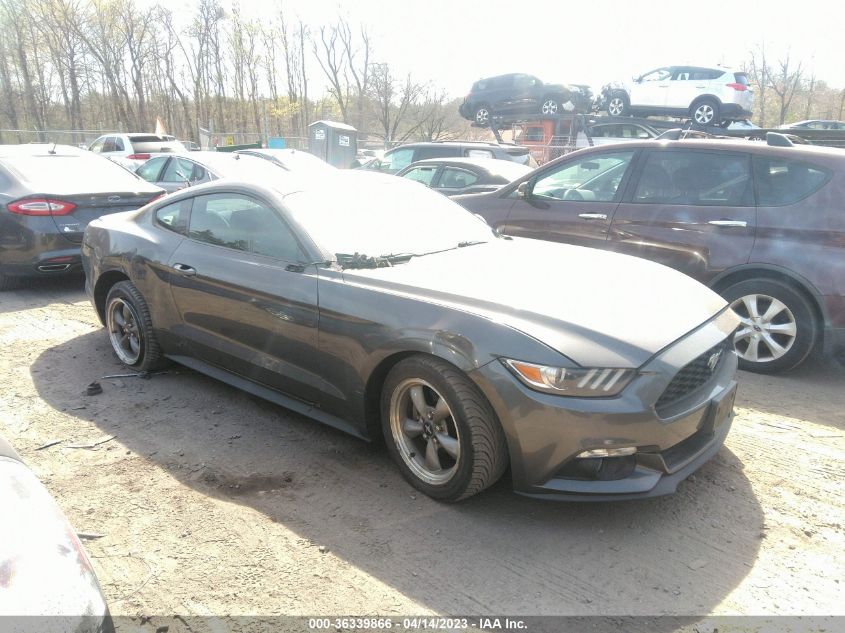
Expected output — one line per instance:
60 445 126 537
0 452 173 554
503 359 635 397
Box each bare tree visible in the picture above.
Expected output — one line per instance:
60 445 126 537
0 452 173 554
313 23 349 122
770 53 803 125
371 63 425 143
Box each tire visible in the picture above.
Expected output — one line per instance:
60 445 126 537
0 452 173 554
540 97 560 116
721 279 817 373
104 281 167 371
606 93 628 117
381 355 508 502
473 105 491 126
0 273 19 291
691 98 720 126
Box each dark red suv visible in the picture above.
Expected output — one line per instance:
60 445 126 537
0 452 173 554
455 138 845 373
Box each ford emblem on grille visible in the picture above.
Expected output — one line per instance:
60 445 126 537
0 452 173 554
108 195 121 203
707 349 723 372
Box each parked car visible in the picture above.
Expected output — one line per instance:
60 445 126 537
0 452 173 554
235 148 334 172
0 434 114 631
455 137 845 373
83 171 738 502
0 144 163 290
601 66 754 125
396 157 532 195
576 120 660 148
88 133 186 170
459 73 592 126
135 151 285 193
779 120 845 130
362 141 532 174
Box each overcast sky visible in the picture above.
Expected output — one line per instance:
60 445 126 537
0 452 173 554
166 0 845 98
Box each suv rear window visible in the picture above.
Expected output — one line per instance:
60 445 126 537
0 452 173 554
733 73 750 85
753 157 830 206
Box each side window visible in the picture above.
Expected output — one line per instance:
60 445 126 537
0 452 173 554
633 151 752 206
532 150 635 202
381 148 415 172
753 157 830 207
619 125 652 139
642 68 671 82
189 193 304 261
162 158 198 184
401 166 438 186
465 149 494 159
155 199 191 235
102 137 117 152
191 163 207 181
438 168 479 190
89 138 105 153
416 147 460 160
137 157 168 182
113 137 125 151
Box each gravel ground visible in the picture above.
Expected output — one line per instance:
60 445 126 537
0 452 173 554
1 277 843 629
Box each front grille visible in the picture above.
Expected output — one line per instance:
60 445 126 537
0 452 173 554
655 338 731 415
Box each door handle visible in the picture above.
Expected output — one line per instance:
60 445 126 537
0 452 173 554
172 263 197 276
708 220 747 228
578 213 608 220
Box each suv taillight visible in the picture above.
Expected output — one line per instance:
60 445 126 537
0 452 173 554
126 153 151 160
7 198 77 216
726 83 748 91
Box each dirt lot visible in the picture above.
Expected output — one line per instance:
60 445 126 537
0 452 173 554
1 278 843 626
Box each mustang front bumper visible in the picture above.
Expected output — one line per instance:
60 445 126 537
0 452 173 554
470 309 739 500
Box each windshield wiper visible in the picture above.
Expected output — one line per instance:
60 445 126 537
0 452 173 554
337 241 489 270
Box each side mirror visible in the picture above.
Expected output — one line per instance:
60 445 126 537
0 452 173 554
633 76 642 83
516 181 531 198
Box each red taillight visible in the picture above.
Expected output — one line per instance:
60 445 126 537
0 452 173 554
7 198 77 216
726 83 748 91
126 153 151 160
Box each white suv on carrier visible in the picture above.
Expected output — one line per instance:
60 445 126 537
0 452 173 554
602 66 754 126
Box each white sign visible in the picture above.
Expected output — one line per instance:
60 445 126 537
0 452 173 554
338 135 350 147
315 129 326 140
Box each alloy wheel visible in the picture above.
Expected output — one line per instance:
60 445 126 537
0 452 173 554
694 104 715 124
541 99 559 115
475 108 490 125
608 97 625 116
107 298 143 364
730 293 798 363
389 378 461 485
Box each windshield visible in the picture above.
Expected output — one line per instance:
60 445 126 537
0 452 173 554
283 175 495 265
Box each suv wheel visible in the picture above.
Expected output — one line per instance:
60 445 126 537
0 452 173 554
473 105 491 126
692 98 720 126
540 98 560 116
606 94 628 117
722 279 817 373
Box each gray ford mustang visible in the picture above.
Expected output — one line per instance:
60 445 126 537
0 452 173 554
82 172 739 502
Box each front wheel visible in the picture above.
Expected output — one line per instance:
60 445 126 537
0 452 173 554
473 105 491 126
381 355 508 501
105 281 167 371
722 279 817 373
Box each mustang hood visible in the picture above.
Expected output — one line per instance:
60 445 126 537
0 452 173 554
344 239 733 368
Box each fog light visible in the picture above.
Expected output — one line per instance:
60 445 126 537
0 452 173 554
576 447 637 459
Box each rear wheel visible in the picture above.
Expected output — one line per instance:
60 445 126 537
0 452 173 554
691 98 720 126
104 281 167 371
381 355 508 501
540 97 560 116
722 279 817 373
0 273 19 291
